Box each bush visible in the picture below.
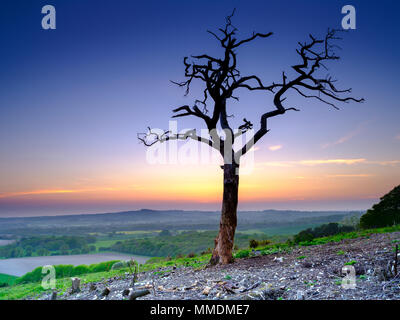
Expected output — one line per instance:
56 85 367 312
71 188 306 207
235 250 250 258
293 223 355 244
111 260 136 270
249 239 258 248
16 260 120 284
71 265 90 276
111 261 125 270
88 260 118 273
55 265 74 278
0 235 98 259
294 229 314 243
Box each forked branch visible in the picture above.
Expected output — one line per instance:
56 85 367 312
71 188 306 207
137 127 215 149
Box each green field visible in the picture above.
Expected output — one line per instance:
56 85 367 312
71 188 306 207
93 239 122 250
0 273 18 286
255 224 321 236
107 230 270 257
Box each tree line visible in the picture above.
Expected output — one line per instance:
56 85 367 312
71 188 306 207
0 235 96 259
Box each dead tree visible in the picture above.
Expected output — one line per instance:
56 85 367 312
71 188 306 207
138 10 363 265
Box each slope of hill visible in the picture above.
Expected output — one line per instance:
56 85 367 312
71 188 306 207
13 225 400 301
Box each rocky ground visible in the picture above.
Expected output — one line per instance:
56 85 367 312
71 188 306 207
34 232 400 300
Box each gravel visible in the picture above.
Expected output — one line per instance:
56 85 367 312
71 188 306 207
31 232 400 300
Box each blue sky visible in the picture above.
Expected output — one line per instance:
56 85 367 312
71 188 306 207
0 0 399 216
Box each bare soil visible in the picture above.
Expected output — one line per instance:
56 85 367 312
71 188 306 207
33 231 400 300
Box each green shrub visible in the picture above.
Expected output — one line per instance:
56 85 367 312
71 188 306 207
16 260 120 284
0 235 97 259
111 261 125 270
294 230 314 243
249 239 258 248
71 265 90 276
293 223 355 244
88 260 118 273
235 250 250 258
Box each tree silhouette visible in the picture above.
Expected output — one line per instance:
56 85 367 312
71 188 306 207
138 10 363 264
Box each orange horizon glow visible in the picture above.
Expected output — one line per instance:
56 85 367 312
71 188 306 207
1 156 398 207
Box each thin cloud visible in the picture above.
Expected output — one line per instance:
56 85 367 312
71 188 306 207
259 158 400 169
326 174 372 178
299 158 366 165
396 134 400 140
269 145 282 151
322 121 368 149
367 160 400 166
260 158 366 167
260 161 293 167
0 187 122 199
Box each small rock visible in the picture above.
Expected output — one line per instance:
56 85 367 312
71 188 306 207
122 288 131 296
296 290 305 300
202 286 211 295
89 283 97 291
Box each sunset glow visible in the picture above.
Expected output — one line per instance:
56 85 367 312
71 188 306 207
0 1 399 217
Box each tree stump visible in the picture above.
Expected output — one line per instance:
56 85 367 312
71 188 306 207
128 289 150 300
89 283 97 291
71 277 81 293
101 287 111 296
122 288 131 296
50 291 57 300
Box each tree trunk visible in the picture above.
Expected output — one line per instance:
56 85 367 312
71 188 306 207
210 163 239 265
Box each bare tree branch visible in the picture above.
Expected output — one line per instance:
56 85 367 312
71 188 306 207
140 15 364 167
138 127 216 149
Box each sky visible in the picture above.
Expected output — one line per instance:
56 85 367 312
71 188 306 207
0 0 399 217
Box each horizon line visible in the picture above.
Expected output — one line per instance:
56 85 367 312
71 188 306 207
0 207 367 219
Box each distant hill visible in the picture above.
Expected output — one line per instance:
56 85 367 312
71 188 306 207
0 209 362 237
